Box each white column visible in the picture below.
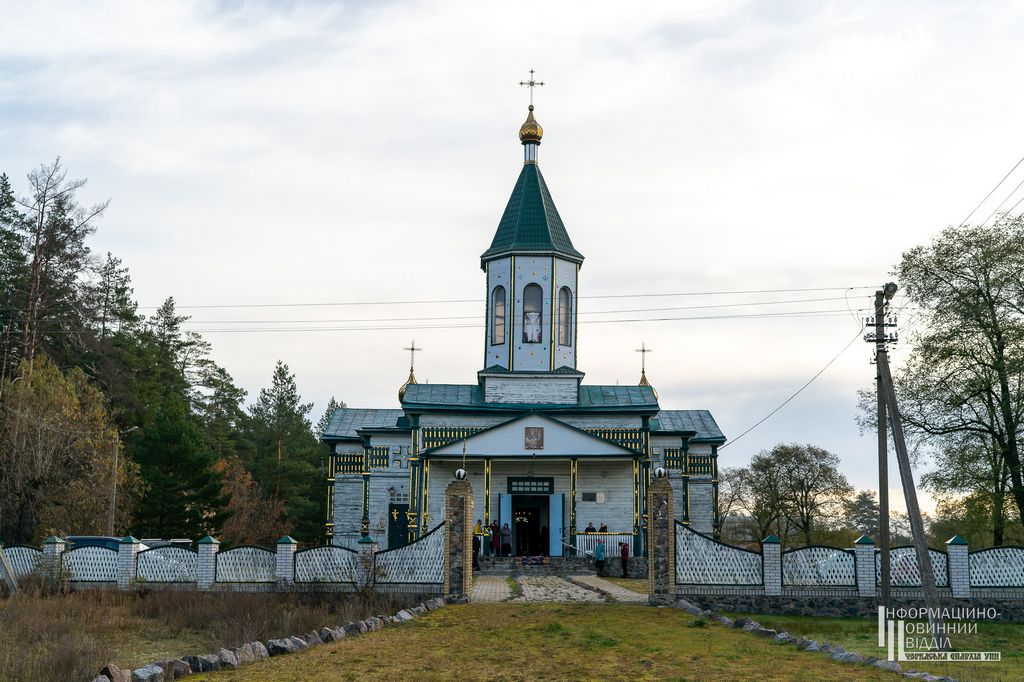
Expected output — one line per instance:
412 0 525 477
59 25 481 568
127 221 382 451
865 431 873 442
946 535 970 599
197 535 219 590
276 536 297 587
854 535 876 598
117 536 140 590
762 535 781 596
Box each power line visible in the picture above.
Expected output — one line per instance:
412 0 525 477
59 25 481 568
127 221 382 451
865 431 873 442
980 173 1024 226
123 285 877 310
176 295 866 325
718 327 864 451
959 154 1024 226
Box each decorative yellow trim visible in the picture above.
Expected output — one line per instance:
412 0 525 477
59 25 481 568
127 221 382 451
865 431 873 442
550 257 557 371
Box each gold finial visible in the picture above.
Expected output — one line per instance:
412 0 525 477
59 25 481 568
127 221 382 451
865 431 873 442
399 340 422 401
519 105 543 144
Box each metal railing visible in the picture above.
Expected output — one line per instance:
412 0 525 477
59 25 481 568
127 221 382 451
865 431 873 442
572 532 634 558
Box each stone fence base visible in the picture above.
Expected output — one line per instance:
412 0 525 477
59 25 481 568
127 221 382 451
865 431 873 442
677 593 1024 623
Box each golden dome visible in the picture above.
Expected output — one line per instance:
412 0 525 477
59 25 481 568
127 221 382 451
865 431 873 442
398 369 418 402
519 105 543 144
639 369 658 400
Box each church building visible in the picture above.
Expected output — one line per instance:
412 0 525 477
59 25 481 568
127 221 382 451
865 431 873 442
322 104 726 557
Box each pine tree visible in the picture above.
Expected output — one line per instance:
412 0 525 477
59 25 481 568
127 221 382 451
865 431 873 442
242 361 325 542
316 395 346 437
130 397 228 538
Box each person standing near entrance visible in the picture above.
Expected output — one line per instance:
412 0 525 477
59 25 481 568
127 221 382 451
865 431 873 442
501 522 512 557
619 541 629 578
594 539 606 576
472 522 481 570
490 521 500 557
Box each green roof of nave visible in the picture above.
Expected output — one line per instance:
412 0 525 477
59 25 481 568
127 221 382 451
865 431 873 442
320 402 725 443
480 163 584 265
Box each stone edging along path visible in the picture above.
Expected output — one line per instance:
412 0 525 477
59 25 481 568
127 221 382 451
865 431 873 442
90 596 456 682
671 598 957 682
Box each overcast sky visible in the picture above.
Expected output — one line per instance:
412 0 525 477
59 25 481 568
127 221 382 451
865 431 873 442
3 1 1024 514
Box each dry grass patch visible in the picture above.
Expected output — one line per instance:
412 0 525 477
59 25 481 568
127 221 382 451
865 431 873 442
0 585 422 682
191 603 898 681
601 577 648 594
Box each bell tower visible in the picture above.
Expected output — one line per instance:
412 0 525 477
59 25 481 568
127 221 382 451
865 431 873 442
478 96 585 405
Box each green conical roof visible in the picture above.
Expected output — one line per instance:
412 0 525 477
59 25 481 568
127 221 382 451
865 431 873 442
481 163 583 266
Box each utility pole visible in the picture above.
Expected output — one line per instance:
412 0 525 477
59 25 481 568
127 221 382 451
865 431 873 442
868 283 945 642
868 289 892 607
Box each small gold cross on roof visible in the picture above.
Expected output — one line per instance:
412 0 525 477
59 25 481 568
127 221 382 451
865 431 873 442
519 69 544 106
404 340 422 372
635 342 653 372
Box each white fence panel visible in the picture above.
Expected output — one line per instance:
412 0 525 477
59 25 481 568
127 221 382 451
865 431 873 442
63 546 117 582
295 546 358 583
783 546 856 586
216 546 275 583
137 546 197 582
970 547 1024 588
574 533 634 558
877 547 949 587
375 523 445 584
675 522 762 585
4 545 42 578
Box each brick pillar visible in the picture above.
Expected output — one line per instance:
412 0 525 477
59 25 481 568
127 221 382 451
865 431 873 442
444 474 473 599
276 536 297 587
117 536 140 590
647 471 674 605
41 536 65 588
762 535 781 596
197 535 219 590
946 535 970 599
854 534 876 598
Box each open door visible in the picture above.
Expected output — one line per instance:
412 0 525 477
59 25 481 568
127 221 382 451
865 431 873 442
549 493 564 557
499 493 512 556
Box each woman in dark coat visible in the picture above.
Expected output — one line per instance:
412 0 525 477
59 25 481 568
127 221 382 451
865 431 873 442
490 521 500 557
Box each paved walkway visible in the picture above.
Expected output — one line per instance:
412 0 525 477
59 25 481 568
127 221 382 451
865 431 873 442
471 575 512 603
512 576 605 603
471 575 648 604
570 575 648 603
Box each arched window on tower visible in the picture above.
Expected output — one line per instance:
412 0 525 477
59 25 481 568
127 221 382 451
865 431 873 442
523 284 543 343
491 285 506 345
558 287 572 346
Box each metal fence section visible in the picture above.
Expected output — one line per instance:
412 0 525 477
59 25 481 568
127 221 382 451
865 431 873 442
782 546 856 586
877 547 949 587
675 522 762 585
3 545 41 578
62 546 118 582
136 546 197 582
294 545 358 583
969 546 1024 588
215 546 275 583
573 533 634 558
375 522 445 584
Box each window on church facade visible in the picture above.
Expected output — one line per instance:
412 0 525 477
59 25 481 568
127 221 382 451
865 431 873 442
523 284 542 343
491 285 506 344
558 286 572 346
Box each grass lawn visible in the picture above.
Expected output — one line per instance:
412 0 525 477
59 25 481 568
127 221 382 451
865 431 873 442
191 603 899 681
730 612 1024 682
601 577 648 594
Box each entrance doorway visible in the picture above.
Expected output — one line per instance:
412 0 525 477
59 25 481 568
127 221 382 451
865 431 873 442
387 503 408 549
512 495 550 556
